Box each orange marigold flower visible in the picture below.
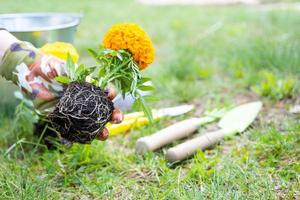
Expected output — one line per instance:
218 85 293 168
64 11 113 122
103 23 155 70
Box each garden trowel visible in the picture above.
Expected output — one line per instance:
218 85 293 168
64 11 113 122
166 101 262 163
135 108 226 154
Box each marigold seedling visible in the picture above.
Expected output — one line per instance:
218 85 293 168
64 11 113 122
49 23 155 144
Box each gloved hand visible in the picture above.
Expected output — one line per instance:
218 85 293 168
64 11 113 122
0 29 20 61
0 30 123 141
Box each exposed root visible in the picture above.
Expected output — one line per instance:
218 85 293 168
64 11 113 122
48 82 114 144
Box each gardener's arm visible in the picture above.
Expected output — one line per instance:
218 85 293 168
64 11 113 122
0 30 20 61
0 30 65 102
0 30 123 140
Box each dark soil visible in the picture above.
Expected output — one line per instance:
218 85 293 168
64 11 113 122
48 81 114 144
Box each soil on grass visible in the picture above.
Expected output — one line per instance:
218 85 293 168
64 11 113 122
48 81 114 144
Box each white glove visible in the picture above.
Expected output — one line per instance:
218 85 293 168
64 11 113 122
0 30 20 62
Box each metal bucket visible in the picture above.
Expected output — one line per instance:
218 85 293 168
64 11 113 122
0 13 81 46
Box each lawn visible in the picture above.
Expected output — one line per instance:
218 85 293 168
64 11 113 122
0 0 299 199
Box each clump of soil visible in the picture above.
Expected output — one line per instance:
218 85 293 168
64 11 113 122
48 81 114 144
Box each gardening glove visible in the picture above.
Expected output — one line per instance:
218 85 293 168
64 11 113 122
0 29 20 62
0 30 123 141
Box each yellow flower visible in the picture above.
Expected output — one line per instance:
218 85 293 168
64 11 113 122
103 23 154 70
40 42 79 63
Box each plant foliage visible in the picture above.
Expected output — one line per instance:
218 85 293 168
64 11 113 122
55 47 154 121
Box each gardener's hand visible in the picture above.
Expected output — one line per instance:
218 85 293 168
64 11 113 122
0 30 59 101
0 30 123 142
97 86 123 141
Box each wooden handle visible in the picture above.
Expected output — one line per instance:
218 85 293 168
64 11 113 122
166 130 224 162
135 118 202 154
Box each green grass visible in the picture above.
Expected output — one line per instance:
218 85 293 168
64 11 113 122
0 0 299 199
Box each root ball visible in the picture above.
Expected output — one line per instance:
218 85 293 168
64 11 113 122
49 82 114 144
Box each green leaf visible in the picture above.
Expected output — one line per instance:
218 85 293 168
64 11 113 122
87 48 98 60
55 76 71 84
139 97 154 123
116 52 123 61
97 67 106 78
133 96 153 123
75 64 85 80
139 77 152 84
66 53 76 80
110 50 118 57
74 64 97 82
139 85 155 91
